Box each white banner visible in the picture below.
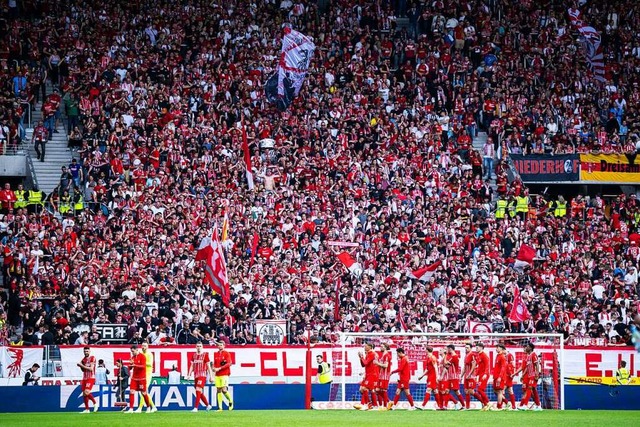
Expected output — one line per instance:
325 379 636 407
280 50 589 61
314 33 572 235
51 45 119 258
0 347 43 380
0 345 638 385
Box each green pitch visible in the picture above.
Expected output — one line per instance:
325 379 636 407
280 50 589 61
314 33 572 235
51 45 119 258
1 410 638 427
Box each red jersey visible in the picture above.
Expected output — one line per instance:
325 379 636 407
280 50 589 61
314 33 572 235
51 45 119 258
522 352 539 378
213 350 232 376
378 351 392 381
395 356 411 383
493 353 507 378
445 353 460 379
360 351 378 379
438 356 450 380
506 352 515 377
424 354 438 378
192 352 211 378
131 353 147 381
81 355 96 380
476 351 490 377
463 352 477 379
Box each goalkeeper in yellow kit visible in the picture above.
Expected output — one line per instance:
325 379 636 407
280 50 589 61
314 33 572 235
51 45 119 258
137 342 158 412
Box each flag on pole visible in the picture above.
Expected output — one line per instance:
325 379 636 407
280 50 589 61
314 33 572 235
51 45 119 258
567 8 606 82
508 286 531 323
334 277 342 321
396 307 408 332
265 27 316 111
514 244 536 271
241 121 254 190
407 261 442 281
196 228 230 306
336 251 363 278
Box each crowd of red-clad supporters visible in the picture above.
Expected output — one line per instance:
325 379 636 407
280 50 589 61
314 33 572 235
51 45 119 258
0 0 638 348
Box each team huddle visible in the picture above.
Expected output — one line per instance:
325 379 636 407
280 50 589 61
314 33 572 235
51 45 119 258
76 342 234 413
353 341 543 411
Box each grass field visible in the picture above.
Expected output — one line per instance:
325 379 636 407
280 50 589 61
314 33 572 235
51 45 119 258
1 410 638 427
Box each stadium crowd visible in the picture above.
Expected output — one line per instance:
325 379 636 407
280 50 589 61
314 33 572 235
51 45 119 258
0 0 639 348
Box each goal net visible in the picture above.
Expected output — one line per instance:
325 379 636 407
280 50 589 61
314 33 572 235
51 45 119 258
323 332 563 410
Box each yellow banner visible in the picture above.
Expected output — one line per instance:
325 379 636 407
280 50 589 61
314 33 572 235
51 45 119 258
567 376 640 386
580 153 640 183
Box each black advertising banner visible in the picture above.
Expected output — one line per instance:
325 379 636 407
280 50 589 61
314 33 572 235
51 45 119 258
510 154 580 182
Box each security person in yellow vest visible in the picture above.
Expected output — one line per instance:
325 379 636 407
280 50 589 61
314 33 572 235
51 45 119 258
73 187 84 213
14 184 27 209
554 196 567 218
515 192 530 220
616 361 631 385
495 198 508 219
27 186 44 214
507 196 517 218
316 355 332 384
59 190 72 214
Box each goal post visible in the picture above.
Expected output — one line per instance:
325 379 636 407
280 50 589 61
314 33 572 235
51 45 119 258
320 332 564 410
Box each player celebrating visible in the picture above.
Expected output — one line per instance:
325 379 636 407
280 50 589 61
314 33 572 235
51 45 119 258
461 342 482 409
418 346 440 409
126 345 152 413
436 348 449 410
474 342 491 410
136 342 157 412
213 340 234 411
492 344 507 410
388 348 416 410
77 346 98 413
355 342 378 410
504 350 517 410
188 342 214 411
443 345 464 410
375 343 392 409
516 342 542 411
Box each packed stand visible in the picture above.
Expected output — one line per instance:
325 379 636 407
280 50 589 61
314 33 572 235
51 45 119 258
0 0 638 349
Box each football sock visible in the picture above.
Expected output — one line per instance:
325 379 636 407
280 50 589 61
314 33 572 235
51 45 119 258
370 392 378 407
129 392 135 408
532 388 540 406
201 392 209 406
407 394 415 406
473 392 483 407
442 393 449 408
435 393 442 408
218 392 224 409
521 389 531 406
83 396 89 410
478 390 489 405
143 393 151 406
510 393 516 408
449 393 459 404
195 391 202 408
465 393 471 408
393 394 400 405
88 394 96 404
423 392 431 406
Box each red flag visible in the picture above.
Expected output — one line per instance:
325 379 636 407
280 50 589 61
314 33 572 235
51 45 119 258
249 232 260 267
514 244 535 271
241 120 254 190
508 286 531 323
408 260 442 281
196 228 230 306
336 252 363 277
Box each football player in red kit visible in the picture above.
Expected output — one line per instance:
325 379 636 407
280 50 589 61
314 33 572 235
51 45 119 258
461 342 484 409
475 342 491 410
515 342 542 411
354 342 379 410
388 348 417 410
418 346 440 409
375 343 392 408
504 350 517 410
492 344 508 410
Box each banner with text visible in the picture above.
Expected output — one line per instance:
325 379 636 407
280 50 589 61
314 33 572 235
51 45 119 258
1 345 639 385
580 153 640 183
510 154 580 182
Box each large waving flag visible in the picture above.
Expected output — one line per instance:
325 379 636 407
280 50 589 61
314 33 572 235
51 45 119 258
196 228 230 306
514 243 536 271
337 251 363 278
508 286 531 323
568 8 605 82
408 260 442 282
265 27 315 111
